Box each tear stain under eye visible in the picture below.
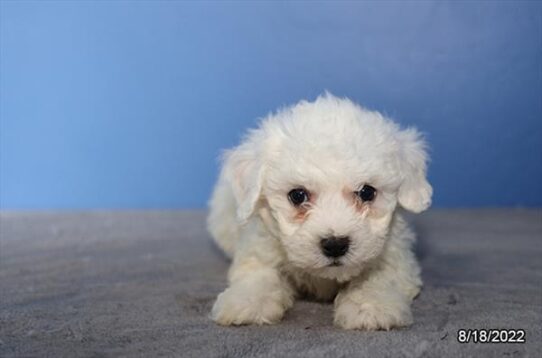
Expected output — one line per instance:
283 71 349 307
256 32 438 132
294 204 312 222
342 188 371 215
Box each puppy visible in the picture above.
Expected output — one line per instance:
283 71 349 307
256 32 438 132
207 93 432 330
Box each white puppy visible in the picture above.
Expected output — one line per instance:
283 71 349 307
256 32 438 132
207 93 432 330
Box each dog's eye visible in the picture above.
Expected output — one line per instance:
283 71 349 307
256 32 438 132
357 185 376 202
288 188 309 206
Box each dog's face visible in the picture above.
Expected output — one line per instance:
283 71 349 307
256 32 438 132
224 95 432 281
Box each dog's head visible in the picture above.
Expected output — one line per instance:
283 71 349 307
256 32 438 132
223 94 432 281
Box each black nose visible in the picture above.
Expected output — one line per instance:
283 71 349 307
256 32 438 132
320 236 350 258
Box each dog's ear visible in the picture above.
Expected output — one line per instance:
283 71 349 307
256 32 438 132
396 128 432 213
222 138 265 223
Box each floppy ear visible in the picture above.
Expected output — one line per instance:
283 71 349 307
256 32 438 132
396 128 433 213
222 139 265 223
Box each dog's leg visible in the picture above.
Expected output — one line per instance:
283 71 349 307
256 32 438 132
211 254 295 326
334 227 422 330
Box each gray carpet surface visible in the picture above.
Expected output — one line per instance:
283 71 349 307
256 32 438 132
1 209 541 357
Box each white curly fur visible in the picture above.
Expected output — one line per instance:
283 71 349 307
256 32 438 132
208 93 431 330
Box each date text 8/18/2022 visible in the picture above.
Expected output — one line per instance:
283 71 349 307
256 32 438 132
457 329 526 344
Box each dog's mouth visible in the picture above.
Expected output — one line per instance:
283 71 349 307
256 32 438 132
302 258 365 282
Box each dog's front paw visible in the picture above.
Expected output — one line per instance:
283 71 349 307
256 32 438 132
334 292 413 330
211 285 291 326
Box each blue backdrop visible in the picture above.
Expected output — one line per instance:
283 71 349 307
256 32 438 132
1 1 541 209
